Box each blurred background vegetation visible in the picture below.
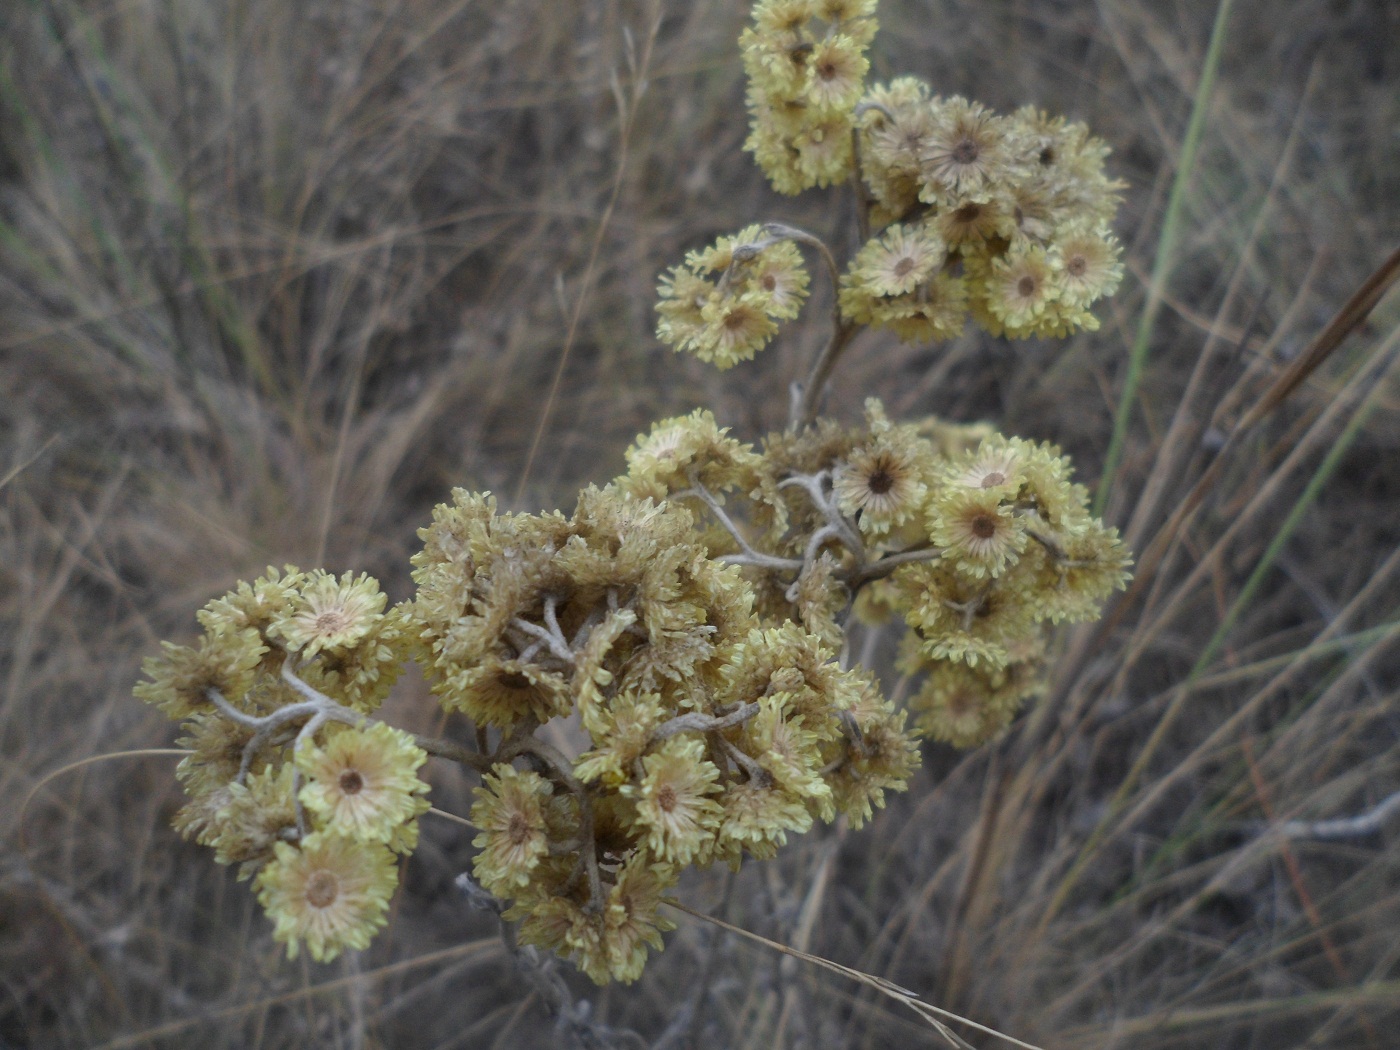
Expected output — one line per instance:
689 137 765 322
2 0 1398 1046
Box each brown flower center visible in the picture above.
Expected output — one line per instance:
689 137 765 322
893 256 916 277
947 690 978 717
867 467 896 495
313 609 352 637
951 136 980 165
980 471 1006 488
499 672 531 690
761 273 778 291
971 514 998 540
724 308 751 331
1066 255 1088 277
656 785 678 813
952 202 982 224
305 870 340 909
1039 145 1056 166
817 59 839 82
1017 275 1038 298
338 770 365 795
507 813 533 846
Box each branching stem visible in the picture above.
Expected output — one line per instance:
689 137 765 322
499 734 605 913
650 701 761 745
510 616 575 665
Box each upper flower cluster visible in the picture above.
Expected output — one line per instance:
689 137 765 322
847 82 1124 340
741 0 879 194
658 1 1125 365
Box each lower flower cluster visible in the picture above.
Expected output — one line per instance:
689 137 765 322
413 485 917 981
136 568 430 961
134 397 1127 977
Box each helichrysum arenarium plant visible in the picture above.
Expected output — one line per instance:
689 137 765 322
134 0 1130 986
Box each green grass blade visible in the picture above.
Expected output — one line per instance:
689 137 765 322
1094 0 1237 517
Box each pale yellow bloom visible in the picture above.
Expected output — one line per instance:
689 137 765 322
256 831 398 962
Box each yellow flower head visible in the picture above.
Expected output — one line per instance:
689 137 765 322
804 35 869 115
858 77 932 223
716 780 813 862
1029 523 1133 623
655 265 713 351
621 737 723 865
471 764 554 896
892 561 1037 668
274 570 387 659
620 409 763 502
440 654 571 728
833 415 934 536
824 697 920 827
906 655 1021 748
599 854 678 983
746 242 811 320
1052 222 1123 309
134 627 267 720
205 763 301 874
878 272 970 344
982 243 1059 332
255 831 399 962
944 441 1024 497
741 695 832 810
846 222 946 299
928 487 1028 579
298 723 429 846
934 195 1014 248
574 690 670 786
919 96 1016 202
197 565 306 639
516 854 677 984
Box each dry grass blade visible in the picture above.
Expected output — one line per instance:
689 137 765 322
663 898 1041 1050
514 2 662 505
17 749 192 861
88 940 502 1050
1238 242 1400 430
1087 241 1400 649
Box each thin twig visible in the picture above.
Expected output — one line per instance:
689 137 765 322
511 617 575 665
499 735 604 912
649 702 761 744
416 734 494 774
842 545 943 586
795 321 859 429
680 474 804 571
1269 789 1400 841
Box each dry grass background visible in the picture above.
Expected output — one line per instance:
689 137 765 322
2 0 1398 1046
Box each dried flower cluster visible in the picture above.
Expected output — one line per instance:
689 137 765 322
846 82 1124 341
410 485 916 981
619 403 1129 749
741 0 879 194
133 0 1131 988
137 569 428 961
658 0 1124 365
656 224 811 369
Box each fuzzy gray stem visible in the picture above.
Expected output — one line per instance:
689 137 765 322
649 701 761 745
680 473 804 572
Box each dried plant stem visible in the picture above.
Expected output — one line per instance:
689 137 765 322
796 320 859 429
